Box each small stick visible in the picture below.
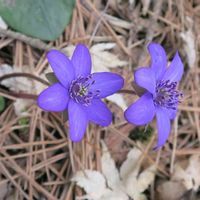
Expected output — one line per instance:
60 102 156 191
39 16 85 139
0 28 53 50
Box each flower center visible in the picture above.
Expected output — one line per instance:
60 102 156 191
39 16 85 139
153 80 183 110
69 75 100 106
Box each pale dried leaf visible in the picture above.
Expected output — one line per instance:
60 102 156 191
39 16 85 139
0 64 46 94
173 155 200 191
90 43 127 72
129 0 136 6
101 141 122 190
156 181 186 200
13 99 32 116
101 190 129 200
106 93 127 111
0 64 48 115
63 43 127 73
72 170 108 199
137 165 156 193
180 29 196 68
120 147 142 180
141 0 151 15
124 165 156 200
72 169 128 200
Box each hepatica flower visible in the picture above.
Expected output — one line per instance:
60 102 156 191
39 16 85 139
125 43 183 149
37 44 124 142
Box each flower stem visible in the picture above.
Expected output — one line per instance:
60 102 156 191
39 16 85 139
0 72 49 100
118 89 136 95
0 72 49 86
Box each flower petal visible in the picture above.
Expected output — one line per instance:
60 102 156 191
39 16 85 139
84 99 112 126
148 43 167 80
68 100 88 142
154 108 171 149
162 51 184 82
90 72 124 98
47 50 75 88
124 92 155 125
164 108 177 120
71 44 92 77
37 83 69 112
134 67 156 95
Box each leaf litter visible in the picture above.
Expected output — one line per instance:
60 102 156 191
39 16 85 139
0 0 200 199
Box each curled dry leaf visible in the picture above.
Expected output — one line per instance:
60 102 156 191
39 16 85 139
72 170 108 200
120 148 156 200
180 17 196 68
72 142 156 200
172 155 200 191
0 64 49 116
141 0 151 15
156 181 186 200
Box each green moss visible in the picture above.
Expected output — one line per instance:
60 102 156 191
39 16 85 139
129 125 154 142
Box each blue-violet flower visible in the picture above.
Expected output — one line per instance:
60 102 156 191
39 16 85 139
37 44 124 142
124 43 183 149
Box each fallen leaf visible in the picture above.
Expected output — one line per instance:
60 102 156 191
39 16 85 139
0 64 49 115
106 94 127 111
156 181 186 200
72 170 109 199
72 143 156 200
173 155 200 191
101 141 123 190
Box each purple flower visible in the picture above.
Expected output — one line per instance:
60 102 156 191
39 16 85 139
124 43 183 149
37 44 124 142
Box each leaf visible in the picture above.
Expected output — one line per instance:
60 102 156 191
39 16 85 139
72 169 129 200
0 64 50 116
0 96 5 112
173 155 200 191
156 181 186 200
63 43 128 72
90 43 128 72
72 170 109 200
101 141 122 190
0 0 75 41
120 147 142 180
180 17 196 68
45 72 58 84
72 144 156 200
106 94 127 111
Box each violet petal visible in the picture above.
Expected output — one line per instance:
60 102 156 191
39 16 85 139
84 99 112 126
68 100 88 142
37 83 69 112
162 51 184 82
164 108 177 120
124 92 155 125
71 44 92 77
154 108 171 149
148 43 167 80
90 72 124 98
47 50 75 88
134 67 156 95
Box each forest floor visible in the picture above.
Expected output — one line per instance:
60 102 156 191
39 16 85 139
0 0 200 200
